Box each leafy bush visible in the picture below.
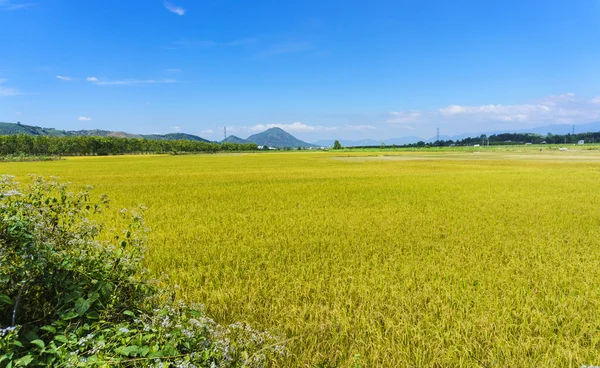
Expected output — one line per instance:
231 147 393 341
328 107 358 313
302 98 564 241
0 176 285 367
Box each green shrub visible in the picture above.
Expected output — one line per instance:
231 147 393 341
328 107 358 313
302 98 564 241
0 175 285 367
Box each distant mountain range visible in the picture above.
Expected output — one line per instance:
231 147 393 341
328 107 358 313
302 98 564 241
0 122 315 148
3 120 600 149
0 122 211 142
245 128 316 148
313 122 600 147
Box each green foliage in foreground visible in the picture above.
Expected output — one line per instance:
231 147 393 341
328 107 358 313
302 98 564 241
0 176 284 367
0 134 258 157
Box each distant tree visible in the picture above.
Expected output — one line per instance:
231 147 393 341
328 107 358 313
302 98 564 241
263 145 270 150
333 140 342 150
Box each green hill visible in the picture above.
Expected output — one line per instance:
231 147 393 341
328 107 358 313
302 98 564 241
142 133 210 142
246 127 315 148
0 122 69 136
221 135 250 144
0 122 210 142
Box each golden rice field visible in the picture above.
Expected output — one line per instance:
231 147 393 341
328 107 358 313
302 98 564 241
3 149 600 367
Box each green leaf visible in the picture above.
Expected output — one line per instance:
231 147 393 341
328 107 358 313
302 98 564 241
30 339 45 349
40 325 56 334
14 355 33 366
0 294 11 304
62 311 79 320
75 298 91 316
53 335 68 343
87 292 100 303
120 346 140 356
86 311 100 319
123 310 135 317
139 346 150 357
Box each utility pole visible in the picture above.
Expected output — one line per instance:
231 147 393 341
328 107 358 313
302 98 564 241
572 124 575 135
436 127 439 142
224 126 227 140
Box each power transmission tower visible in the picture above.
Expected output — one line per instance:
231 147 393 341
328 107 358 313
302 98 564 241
436 128 439 142
224 126 227 140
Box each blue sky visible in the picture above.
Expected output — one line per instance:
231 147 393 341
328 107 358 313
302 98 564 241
1 0 600 141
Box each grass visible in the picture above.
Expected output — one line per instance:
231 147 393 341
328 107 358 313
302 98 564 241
3 149 600 367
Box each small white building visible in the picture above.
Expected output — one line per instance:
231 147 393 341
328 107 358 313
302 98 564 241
578 140 585 145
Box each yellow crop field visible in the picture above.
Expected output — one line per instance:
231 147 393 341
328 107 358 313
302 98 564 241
3 149 600 367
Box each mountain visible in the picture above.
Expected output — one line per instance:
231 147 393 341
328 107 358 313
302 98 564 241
0 122 210 142
221 135 250 144
246 127 316 148
142 133 210 142
0 122 69 136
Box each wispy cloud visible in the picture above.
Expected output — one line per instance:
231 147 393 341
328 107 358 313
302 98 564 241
383 93 600 136
172 39 216 48
435 93 600 124
200 129 214 134
0 78 21 96
170 126 181 132
87 77 177 86
56 75 75 81
77 116 92 121
224 38 259 46
168 38 259 50
164 2 185 15
345 124 376 131
0 1 33 11
254 42 313 58
250 122 336 133
387 111 421 124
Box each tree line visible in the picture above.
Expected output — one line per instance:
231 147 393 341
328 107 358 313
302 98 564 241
0 134 258 156
405 131 600 147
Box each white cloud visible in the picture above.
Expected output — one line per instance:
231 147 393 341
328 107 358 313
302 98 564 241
387 111 421 124
200 129 214 134
56 75 74 81
164 2 185 15
436 93 600 124
170 126 181 132
249 122 336 133
592 97 600 105
87 77 177 86
0 1 32 11
345 125 376 131
77 116 92 121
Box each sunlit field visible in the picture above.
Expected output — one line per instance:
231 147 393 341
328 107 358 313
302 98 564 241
3 149 600 367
